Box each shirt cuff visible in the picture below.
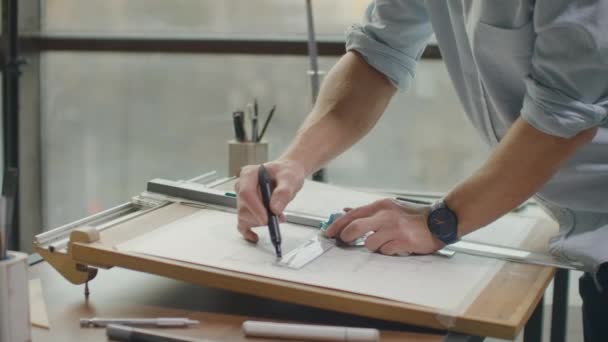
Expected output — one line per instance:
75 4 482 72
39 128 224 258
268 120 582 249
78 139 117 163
345 24 418 91
521 77 608 138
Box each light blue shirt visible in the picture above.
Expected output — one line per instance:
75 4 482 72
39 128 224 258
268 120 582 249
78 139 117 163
345 0 608 271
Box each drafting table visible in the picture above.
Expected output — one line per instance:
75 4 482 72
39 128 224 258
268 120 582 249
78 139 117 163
33 173 560 340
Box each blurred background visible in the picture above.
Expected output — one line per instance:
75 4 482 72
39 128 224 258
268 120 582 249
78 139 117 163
36 0 488 231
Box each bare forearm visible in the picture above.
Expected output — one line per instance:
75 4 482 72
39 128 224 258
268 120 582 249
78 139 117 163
446 117 597 235
279 52 396 175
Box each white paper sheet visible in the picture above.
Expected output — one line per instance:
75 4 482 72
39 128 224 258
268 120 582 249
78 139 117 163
118 208 537 312
285 181 388 219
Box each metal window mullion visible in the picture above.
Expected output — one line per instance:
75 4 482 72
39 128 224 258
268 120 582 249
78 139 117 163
14 0 42 253
17 34 442 59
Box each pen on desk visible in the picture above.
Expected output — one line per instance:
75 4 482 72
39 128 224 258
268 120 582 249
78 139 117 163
106 324 207 342
258 164 282 258
257 105 275 142
80 317 199 328
232 111 246 142
242 320 380 342
395 196 432 205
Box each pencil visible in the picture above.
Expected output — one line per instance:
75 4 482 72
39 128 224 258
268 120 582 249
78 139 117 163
258 105 276 142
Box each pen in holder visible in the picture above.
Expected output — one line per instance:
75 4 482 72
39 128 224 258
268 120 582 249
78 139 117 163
228 140 269 177
0 251 31 342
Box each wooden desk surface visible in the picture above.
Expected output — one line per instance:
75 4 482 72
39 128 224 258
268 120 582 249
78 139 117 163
29 261 446 342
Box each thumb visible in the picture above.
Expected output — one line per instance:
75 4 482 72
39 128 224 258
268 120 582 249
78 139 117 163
270 183 295 215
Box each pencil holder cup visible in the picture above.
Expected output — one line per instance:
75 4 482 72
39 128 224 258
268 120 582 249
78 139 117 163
0 251 30 342
228 140 269 177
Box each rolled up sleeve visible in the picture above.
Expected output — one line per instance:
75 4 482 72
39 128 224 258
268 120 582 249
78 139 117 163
521 0 608 138
345 0 433 91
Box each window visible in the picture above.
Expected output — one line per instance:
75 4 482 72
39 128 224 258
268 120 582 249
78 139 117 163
39 1 487 229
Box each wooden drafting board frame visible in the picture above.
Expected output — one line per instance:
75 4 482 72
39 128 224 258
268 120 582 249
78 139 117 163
35 179 556 340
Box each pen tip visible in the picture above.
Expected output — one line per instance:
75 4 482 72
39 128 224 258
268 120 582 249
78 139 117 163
275 245 282 259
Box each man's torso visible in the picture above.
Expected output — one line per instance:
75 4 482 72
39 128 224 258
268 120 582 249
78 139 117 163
425 0 608 212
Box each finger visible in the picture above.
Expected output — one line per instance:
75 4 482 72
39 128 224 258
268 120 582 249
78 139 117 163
238 210 263 228
325 200 386 237
339 216 379 243
237 206 264 227
278 213 287 223
380 240 409 256
364 230 395 252
237 223 259 243
270 182 295 215
238 175 268 224
237 210 260 242
236 216 254 233
244 230 259 243
262 161 305 217
237 205 266 226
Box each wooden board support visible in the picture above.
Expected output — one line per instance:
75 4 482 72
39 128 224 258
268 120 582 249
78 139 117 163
34 226 100 285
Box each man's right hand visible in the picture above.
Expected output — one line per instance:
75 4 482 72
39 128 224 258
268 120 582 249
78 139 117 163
235 159 306 243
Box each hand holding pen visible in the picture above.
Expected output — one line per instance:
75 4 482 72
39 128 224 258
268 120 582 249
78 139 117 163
234 160 306 247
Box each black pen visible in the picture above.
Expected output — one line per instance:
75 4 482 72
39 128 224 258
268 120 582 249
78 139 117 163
252 116 258 143
252 99 259 142
232 111 246 142
258 164 282 258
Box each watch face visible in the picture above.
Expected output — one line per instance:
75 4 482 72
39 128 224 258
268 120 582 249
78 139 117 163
429 208 458 239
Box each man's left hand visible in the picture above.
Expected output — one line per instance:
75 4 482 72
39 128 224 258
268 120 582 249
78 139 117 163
324 199 445 255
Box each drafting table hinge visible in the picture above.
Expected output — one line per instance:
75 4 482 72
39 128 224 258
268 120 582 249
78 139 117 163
35 226 100 284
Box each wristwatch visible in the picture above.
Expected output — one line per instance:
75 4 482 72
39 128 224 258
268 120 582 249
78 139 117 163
427 200 459 245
